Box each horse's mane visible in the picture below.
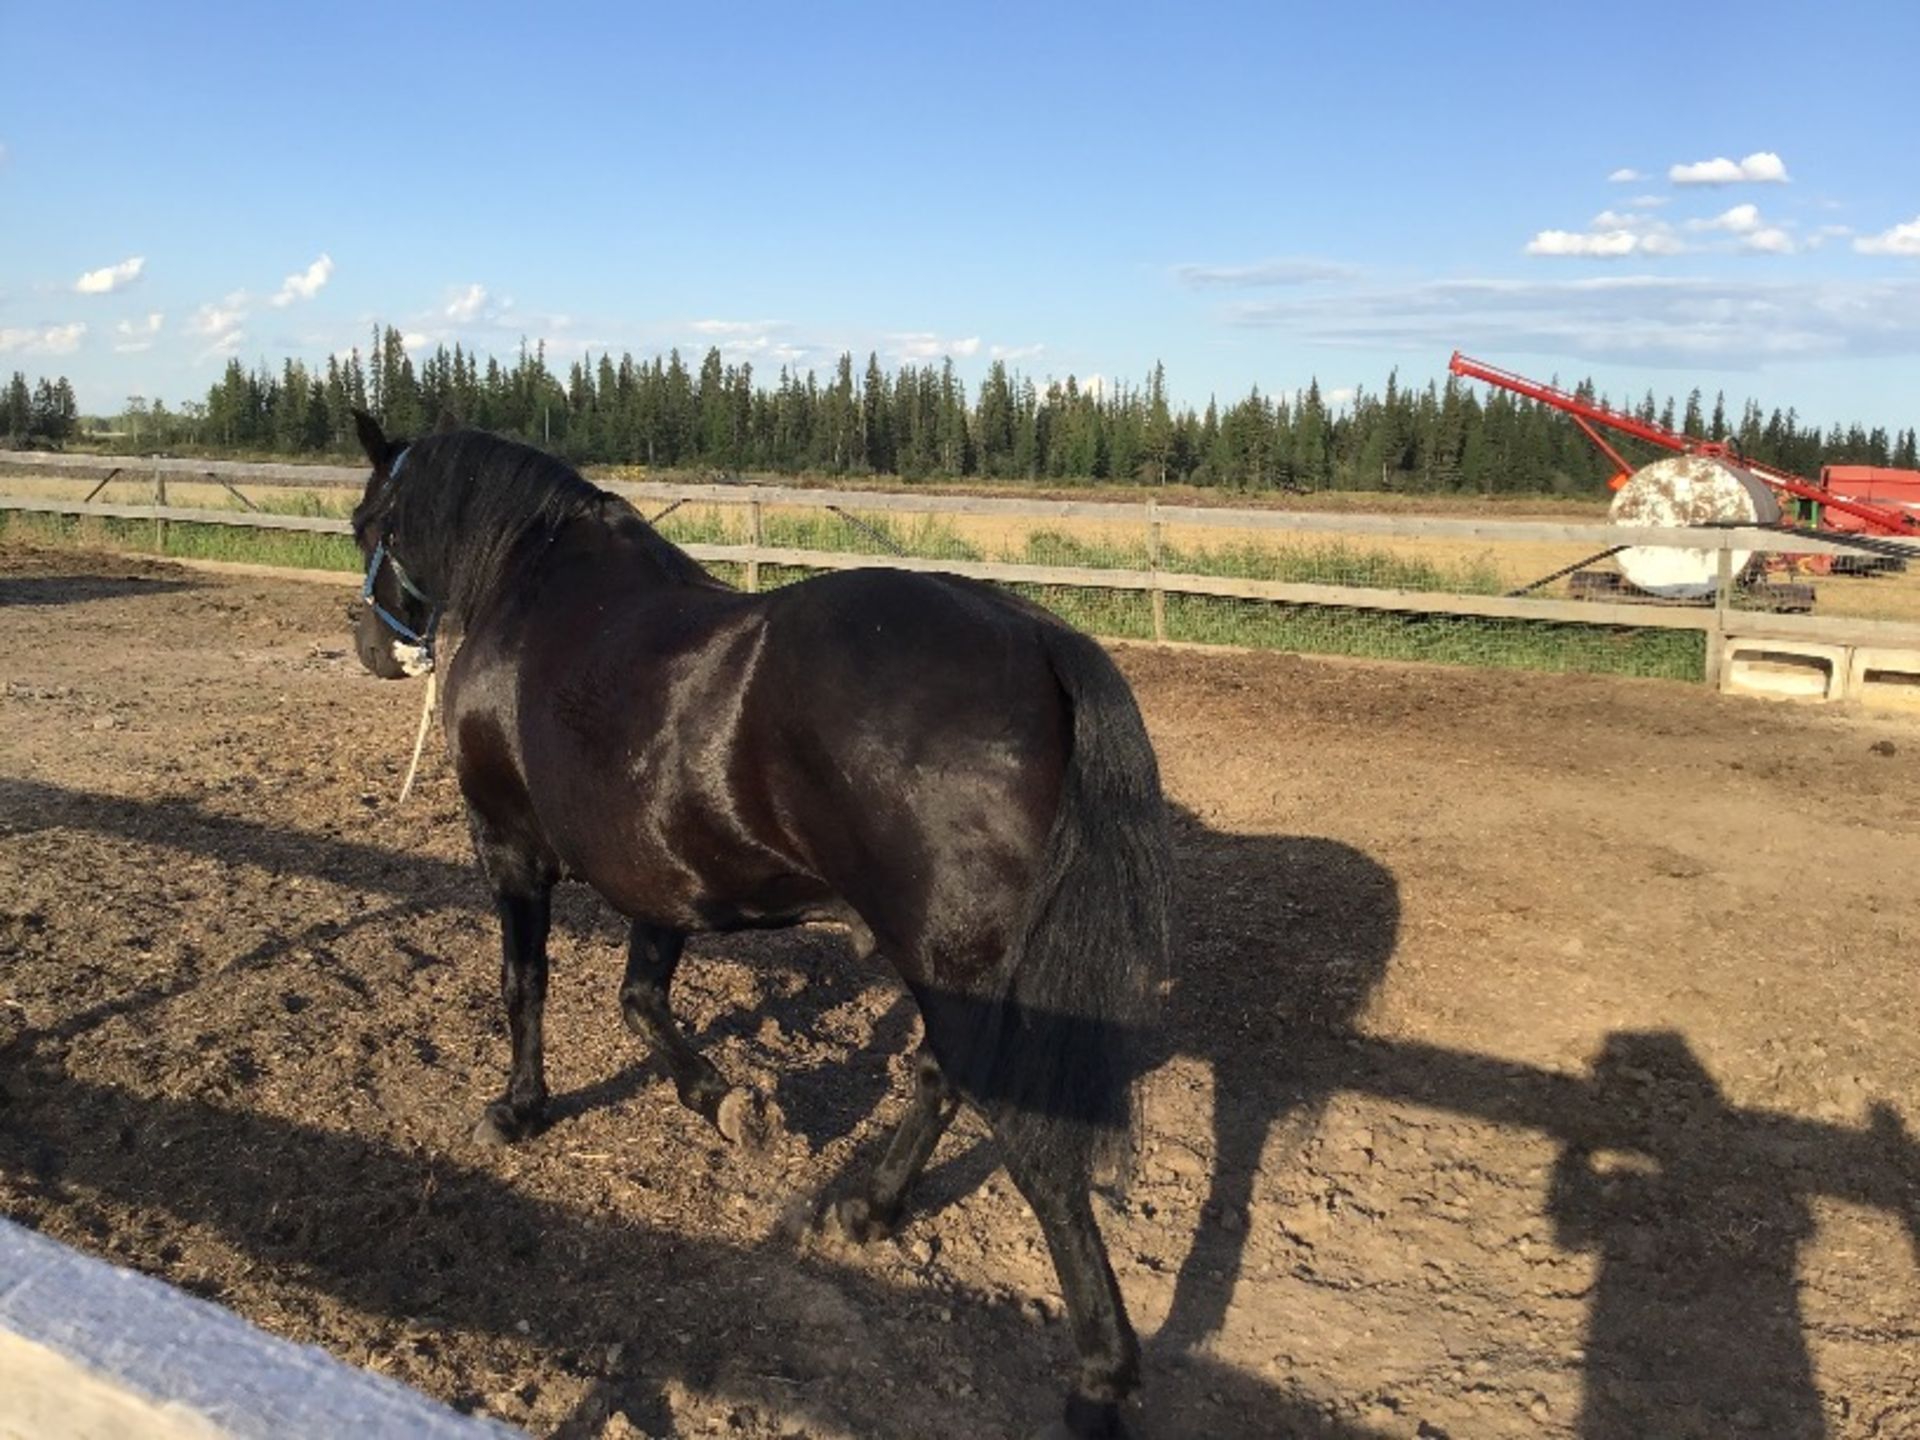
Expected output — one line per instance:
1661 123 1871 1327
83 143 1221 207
361 428 716 625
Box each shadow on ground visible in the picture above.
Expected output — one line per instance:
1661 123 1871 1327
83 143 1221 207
4 778 1916 1437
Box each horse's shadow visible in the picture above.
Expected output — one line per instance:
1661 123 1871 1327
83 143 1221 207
668 801 1398 1352
1150 805 1397 1348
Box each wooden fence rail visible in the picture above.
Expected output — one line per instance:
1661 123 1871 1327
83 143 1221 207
8 456 1920 665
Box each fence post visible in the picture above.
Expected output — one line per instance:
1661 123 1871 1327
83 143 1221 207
746 497 763 594
1706 539 1733 686
1147 497 1167 643
152 465 167 555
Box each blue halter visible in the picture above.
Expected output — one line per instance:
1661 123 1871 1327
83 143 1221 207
360 447 442 663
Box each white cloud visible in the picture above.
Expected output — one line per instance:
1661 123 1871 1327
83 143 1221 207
1628 194 1669 210
1537 229 1638 257
688 318 782 336
444 283 489 322
1323 386 1357 408
1608 168 1644 183
1221 273 1920 368
1697 203 1761 233
1532 206 1686 257
1676 204 1798 252
1855 216 1920 256
885 332 983 362
74 256 145 295
430 288 516 332
270 253 333 307
678 324 809 366
1174 258 1358 288
1541 203 1805 259
191 295 248 338
113 313 164 353
1669 151 1789 185
200 332 246 361
401 331 431 352
190 293 249 360
1527 229 1644 258
990 342 1046 363
0 322 87 356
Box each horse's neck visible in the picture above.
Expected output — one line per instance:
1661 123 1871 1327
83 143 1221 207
596 501 714 588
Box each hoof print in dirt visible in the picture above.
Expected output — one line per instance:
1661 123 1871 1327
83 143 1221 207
714 1088 783 1151
829 1195 894 1245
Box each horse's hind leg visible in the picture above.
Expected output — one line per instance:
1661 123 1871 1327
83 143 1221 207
1000 1138 1140 1439
473 879 554 1146
620 922 774 1144
836 1044 959 1241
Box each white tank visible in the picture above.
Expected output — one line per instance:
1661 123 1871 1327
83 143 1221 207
1609 454 1781 599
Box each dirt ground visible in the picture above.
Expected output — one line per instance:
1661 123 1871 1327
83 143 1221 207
1 543 1917 1440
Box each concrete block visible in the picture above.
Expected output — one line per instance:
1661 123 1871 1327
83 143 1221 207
1720 639 1850 702
1846 646 1920 713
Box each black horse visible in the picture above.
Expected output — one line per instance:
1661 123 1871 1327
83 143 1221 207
346 413 1171 1437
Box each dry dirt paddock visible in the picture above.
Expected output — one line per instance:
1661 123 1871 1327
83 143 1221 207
1 543 1917 1440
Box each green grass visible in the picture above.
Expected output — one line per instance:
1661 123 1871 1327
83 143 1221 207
651 506 982 562
766 509 981 561
1 511 361 572
1013 529 1504 593
649 506 737 546
1165 595 1704 679
276 491 356 520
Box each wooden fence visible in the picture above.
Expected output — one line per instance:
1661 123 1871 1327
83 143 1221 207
7 451 1920 677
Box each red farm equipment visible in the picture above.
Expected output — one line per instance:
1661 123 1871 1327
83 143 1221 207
1448 352 1920 612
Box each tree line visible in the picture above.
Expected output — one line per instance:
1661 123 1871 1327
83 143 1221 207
11 326 1919 495
3 373 79 446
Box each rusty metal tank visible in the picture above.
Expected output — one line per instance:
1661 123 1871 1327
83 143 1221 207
1609 454 1781 599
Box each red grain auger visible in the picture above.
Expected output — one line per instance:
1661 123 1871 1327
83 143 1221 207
1449 352 1920 609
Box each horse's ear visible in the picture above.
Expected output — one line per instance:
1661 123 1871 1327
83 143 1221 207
434 409 461 435
353 410 390 467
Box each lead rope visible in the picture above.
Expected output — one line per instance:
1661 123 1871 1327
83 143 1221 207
397 668 438 805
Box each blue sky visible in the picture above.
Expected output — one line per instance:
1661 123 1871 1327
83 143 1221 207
4 0 1919 430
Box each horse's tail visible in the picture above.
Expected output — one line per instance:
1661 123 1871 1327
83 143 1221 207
967 624 1171 1185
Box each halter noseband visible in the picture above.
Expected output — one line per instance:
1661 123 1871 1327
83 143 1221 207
360 446 442 665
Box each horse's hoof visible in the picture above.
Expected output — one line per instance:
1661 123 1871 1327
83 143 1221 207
472 1102 533 1147
715 1088 783 1150
1051 1395 1128 1440
831 1195 895 1244
1033 1418 1128 1440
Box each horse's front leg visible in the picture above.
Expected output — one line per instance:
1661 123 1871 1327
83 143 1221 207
621 921 777 1146
471 842 555 1146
